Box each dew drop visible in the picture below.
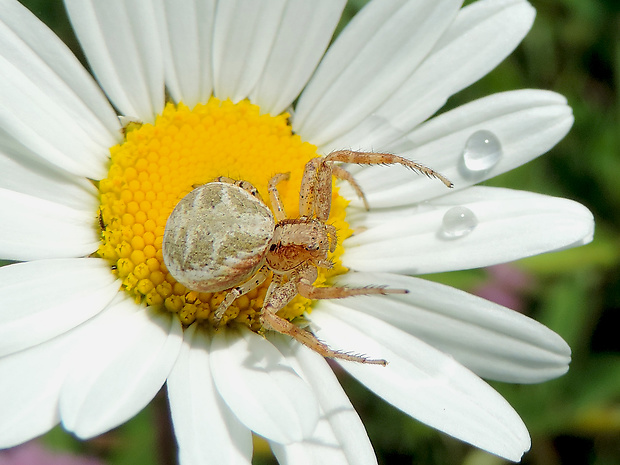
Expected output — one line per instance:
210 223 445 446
461 130 502 177
440 206 477 239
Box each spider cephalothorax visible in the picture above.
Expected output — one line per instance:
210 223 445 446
267 218 336 272
162 150 452 365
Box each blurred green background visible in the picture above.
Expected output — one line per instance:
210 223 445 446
4 0 619 464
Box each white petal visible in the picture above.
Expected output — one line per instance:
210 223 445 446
342 90 573 208
293 0 462 146
0 288 126 447
0 0 120 179
310 306 530 461
0 188 99 260
0 334 68 447
344 186 594 274
249 0 346 115
0 258 119 357
60 298 183 438
155 0 216 108
270 335 377 465
0 152 97 210
168 325 252 465
333 272 571 383
212 0 287 103
65 0 164 123
324 0 536 151
210 326 320 444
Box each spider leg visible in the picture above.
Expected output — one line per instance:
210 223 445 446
297 266 408 300
260 270 387 366
331 165 370 211
313 158 334 221
213 266 270 326
324 224 338 253
213 175 236 184
299 283 407 299
299 157 321 218
325 150 453 188
213 176 265 202
299 156 336 221
268 172 290 222
261 310 387 366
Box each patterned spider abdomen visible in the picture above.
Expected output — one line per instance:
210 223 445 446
162 182 275 292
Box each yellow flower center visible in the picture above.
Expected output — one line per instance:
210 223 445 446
96 98 351 331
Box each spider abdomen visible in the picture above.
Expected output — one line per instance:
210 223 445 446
162 182 275 292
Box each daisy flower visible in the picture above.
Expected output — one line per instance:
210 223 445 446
0 0 594 464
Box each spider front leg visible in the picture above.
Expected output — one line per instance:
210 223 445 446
268 172 290 222
325 150 453 188
213 266 270 326
260 271 388 366
299 157 360 220
299 156 345 221
299 150 452 220
299 157 321 218
331 165 369 210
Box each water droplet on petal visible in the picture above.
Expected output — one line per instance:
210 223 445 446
440 206 477 239
460 130 502 178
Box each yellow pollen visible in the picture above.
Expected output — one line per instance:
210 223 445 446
96 98 351 330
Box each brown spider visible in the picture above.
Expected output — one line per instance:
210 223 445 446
162 150 452 365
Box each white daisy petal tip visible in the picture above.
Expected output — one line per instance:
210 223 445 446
327 272 573 384
343 187 595 275
345 90 578 208
60 302 183 439
551 199 595 250
210 327 320 445
310 307 532 462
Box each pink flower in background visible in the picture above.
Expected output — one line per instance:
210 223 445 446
474 264 534 312
0 442 104 465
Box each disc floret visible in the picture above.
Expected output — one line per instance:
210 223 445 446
96 98 351 329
